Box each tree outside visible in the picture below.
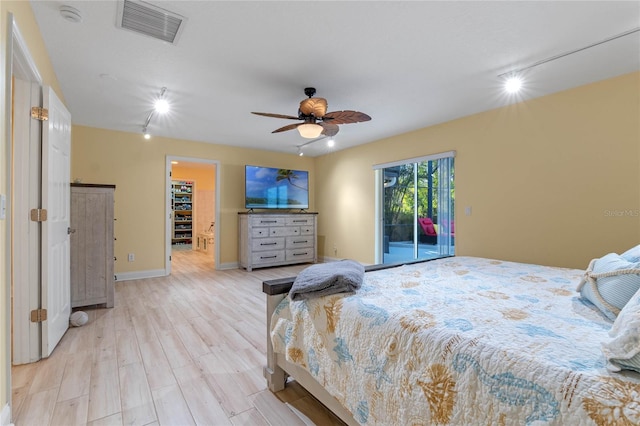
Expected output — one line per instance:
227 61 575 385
383 161 455 243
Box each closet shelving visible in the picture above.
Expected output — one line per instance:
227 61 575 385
172 180 194 245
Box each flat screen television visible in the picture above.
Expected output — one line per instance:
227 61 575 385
245 165 309 209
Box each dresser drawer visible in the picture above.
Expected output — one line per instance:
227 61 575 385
286 248 314 262
286 236 314 248
252 250 285 265
251 227 270 238
252 237 284 251
285 216 314 226
251 217 285 227
300 226 314 235
270 227 300 237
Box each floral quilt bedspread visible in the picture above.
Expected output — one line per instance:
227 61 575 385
270 257 640 425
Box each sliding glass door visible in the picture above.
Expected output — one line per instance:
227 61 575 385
377 152 455 264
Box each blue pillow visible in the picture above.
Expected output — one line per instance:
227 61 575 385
577 253 640 321
602 287 640 373
621 244 640 263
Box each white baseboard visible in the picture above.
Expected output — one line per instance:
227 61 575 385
115 269 167 281
1 403 13 426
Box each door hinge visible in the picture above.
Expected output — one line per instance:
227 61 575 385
31 107 49 121
30 309 48 323
30 208 48 222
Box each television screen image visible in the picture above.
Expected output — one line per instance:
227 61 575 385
245 165 309 209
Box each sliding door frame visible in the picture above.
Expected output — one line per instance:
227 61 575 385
374 151 456 264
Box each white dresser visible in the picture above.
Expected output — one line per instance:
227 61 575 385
238 212 317 271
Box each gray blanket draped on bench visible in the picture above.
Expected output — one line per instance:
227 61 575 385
289 260 365 301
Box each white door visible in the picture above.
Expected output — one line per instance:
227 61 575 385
11 78 43 364
41 86 72 357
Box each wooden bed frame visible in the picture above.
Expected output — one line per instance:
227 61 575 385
262 259 448 425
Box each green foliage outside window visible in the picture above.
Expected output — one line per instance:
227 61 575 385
383 161 455 242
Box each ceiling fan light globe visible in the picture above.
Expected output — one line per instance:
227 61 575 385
297 123 323 139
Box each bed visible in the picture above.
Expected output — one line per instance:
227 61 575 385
262 256 640 425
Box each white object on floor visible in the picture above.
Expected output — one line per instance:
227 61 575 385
1 402 14 426
69 311 88 327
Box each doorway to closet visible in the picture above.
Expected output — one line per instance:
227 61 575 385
165 156 220 275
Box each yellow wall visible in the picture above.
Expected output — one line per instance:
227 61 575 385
172 165 215 191
71 126 315 271
1 1 64 411
316 72 640 269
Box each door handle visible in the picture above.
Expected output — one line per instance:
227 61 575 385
67 227 76 234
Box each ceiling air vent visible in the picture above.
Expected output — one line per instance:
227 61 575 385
116 0 186 44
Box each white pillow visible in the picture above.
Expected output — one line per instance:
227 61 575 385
602 287 640 373
577 253 640 321
622 244 640 263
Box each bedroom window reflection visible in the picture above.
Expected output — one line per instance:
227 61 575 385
378 153 455 263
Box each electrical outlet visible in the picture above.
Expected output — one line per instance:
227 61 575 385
128 253 135 262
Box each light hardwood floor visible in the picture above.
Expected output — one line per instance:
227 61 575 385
11 250 344 426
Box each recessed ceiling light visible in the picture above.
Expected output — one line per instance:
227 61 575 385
59 5 83 23
327 139 335 148
504 76 523 93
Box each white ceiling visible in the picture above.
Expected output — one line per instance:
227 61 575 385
30 1 640 157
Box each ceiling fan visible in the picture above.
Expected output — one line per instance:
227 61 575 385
252 87 372 139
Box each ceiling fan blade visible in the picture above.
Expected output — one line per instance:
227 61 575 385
319 122 339 137
323 110 372 125
252 112 300 120
272 122 302 133
299 98 328 118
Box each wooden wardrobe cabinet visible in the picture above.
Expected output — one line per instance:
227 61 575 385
70 184 115 308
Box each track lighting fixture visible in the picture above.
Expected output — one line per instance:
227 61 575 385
295 135 337 155
503 75 523 93
141 87 169 138
498 27 639 93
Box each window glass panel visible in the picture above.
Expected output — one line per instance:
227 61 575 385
381 156 454 264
